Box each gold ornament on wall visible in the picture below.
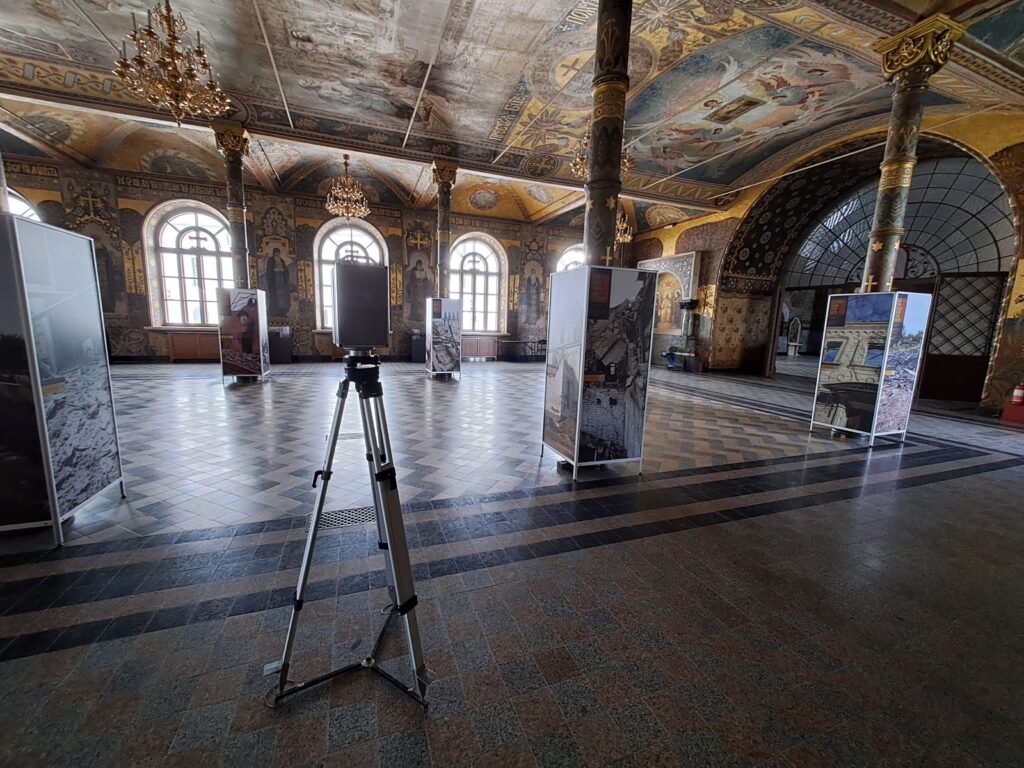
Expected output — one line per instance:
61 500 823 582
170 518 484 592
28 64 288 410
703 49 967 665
114 0 231 125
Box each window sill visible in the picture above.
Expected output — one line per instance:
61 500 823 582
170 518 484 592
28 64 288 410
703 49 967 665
146 326 220 332
462 331 509 337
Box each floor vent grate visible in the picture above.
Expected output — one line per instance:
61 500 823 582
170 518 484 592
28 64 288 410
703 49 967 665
316 506 376 530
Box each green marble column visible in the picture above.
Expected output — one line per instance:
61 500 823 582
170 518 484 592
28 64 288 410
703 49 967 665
583 0 632 267
433 160 457 298
861 15 964 293
214 121 252 289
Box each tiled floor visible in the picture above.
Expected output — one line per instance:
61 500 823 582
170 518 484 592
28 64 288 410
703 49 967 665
0 362 1022 767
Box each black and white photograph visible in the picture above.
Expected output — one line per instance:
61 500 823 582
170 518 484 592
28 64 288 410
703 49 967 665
426 297 461 374
16 218 122 518
578 268 657 462
542 267 588 460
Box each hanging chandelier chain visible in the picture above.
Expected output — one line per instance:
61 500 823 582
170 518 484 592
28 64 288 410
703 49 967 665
114 0 231 125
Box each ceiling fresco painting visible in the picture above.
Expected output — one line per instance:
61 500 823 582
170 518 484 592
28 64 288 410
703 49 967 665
624 23 955 184
0 0 1021 211
968 1 1024 63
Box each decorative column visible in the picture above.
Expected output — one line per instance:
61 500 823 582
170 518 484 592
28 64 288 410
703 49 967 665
861 14 964 292
213 120 252 288
433 160 457 298
583 0 632 266
0 149 9 213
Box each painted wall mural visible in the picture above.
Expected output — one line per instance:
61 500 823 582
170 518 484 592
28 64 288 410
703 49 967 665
3 157 581 361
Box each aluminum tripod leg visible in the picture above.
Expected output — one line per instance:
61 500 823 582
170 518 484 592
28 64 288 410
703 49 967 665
263 379 350 694
357 391 428 699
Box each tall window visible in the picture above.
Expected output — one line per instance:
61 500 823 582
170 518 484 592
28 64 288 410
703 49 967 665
557 244 585 272
315 219 387 329
156 209 233 325
7 190 41 221
450 234 505 332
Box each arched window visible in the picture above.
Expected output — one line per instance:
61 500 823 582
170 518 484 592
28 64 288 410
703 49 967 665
6 190 41 221
557 244 585 272
314 218 388 329
155 207 233 325
450 234 506 332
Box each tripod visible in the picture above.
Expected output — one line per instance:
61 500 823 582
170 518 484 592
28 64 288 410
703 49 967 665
263 350 429 707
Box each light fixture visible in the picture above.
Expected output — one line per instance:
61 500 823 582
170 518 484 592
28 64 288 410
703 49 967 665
569 121 636 181
114 0 231 125
615 208 633 244
569 126 591 180
325 154 371 219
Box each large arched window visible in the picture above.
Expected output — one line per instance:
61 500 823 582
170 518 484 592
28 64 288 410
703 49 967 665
6 190 41 221
450 234 506 332
314 218 387 329
557 244 585 272
155 207 233 325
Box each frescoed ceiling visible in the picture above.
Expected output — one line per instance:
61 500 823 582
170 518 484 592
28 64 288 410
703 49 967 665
0 0 1021 210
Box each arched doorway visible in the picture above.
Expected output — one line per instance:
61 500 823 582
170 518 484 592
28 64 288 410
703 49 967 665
711 135 1019 405
778 155 1015 402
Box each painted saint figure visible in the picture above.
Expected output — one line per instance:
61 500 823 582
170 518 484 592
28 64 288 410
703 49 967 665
405 258 431 323
264 247 291 318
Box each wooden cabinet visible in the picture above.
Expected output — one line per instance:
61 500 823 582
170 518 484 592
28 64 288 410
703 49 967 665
462 335 498 360
167 330 221 362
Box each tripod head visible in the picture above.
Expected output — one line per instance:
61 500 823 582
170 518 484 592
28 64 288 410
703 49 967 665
343 348 382 388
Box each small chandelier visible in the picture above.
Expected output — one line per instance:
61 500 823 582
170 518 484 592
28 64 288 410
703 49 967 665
568 122 636 181
325 154 370 219
569 126 591 180
615 208 633 244
114 0 231 125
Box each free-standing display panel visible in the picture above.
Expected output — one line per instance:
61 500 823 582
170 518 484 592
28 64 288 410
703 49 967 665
425 297 461 377
218 288 270 378
811 291 931 441
0 214 124 543
542 266 657 477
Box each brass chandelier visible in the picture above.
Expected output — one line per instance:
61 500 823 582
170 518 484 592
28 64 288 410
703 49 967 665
325 155 371 219
615 208 633 244
114 0 230 125
569 122 636 181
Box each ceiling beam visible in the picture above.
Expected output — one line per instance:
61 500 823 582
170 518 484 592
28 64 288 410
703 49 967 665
531 193 584 226
402 0 454 148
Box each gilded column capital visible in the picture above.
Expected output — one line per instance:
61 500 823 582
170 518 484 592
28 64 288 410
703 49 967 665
212 120 251 158
873 14 965 81
432 160 458 187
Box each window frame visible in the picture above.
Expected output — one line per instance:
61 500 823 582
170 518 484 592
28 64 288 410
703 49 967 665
314 217 388 330
556 244 585 272
449 233 507 333
154 207 234 326
6 190 41 221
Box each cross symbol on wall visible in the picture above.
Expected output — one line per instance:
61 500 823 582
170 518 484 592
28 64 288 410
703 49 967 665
408 231 429 249
558 54 589 80
80 191 104 219
864 274 878 292
602 247 614 266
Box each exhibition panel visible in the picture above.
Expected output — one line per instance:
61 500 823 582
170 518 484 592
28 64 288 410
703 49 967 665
0 214 124 543
811 291 932 442
543 266 657 477
426 297 461 377
218 287 270 379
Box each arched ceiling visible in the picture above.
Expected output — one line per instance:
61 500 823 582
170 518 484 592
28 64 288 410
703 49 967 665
785 156 1017 287
0 0 1021 213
